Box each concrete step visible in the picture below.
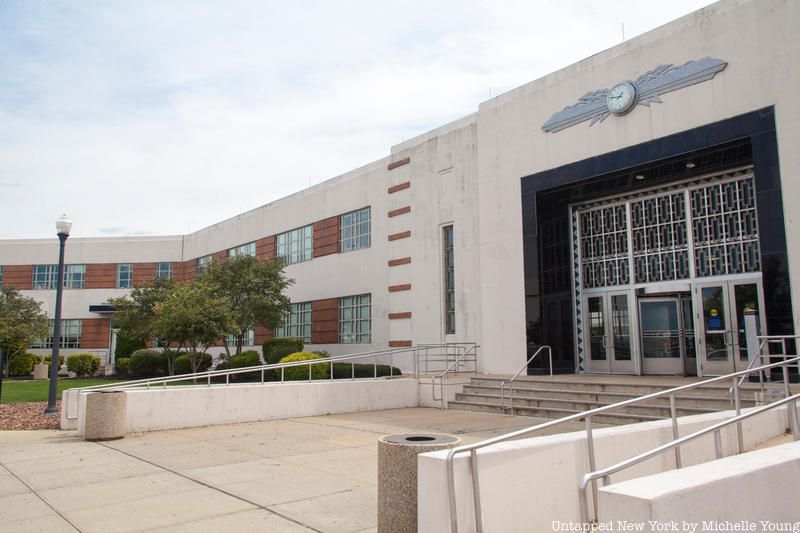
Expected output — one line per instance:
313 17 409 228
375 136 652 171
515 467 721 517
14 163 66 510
447 400 661 425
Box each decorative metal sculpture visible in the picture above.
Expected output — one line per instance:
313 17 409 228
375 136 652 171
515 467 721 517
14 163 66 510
542 57 728 133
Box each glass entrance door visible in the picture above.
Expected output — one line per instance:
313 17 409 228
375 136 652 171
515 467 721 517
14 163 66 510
585 292 635 374
639 298 687 375
694 278 765 375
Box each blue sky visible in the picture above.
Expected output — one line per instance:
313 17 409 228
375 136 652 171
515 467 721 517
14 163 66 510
0 0 715 239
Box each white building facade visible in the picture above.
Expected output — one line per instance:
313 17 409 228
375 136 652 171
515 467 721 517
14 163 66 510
1 0 798 377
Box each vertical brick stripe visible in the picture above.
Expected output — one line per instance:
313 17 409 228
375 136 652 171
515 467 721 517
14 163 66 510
312 298 339 344
313 216 340 258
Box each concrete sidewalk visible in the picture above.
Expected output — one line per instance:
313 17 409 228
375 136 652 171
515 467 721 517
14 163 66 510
0 407 584 533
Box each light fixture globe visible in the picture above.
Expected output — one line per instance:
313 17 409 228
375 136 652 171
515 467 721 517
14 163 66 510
55 214 72 236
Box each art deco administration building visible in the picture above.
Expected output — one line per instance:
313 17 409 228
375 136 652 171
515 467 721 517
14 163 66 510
1 0 797 378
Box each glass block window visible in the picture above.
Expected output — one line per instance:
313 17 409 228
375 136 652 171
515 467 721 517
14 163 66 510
32 264 85 289
117 264 133 289
30 319 82 349
229 242 256 258
275 302 312 343
691 178 760 277
443 225 455 334
277 226 313 265
156 262 173 280
196 255 212 276
578 205 629 288
339 294 371 344
226 329 255 348
631 193 689 283
340 207 371 253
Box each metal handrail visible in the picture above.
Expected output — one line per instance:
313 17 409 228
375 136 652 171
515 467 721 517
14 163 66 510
444 354 800 533
579 391 800 523
432 344 480 409
64 342 478 420
500 345 552 415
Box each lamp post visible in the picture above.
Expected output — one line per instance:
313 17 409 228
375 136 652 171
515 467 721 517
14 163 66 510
44 214 72 415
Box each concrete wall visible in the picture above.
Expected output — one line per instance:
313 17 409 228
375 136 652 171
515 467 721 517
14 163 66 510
417 407 789 533
600 440 800 528
68 378 419 434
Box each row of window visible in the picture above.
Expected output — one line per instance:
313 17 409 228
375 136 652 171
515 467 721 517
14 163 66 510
30 319 83 349
198 206 372 274
25 262 174 290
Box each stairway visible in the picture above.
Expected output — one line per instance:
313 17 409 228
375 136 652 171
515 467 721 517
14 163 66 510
448 375 769 425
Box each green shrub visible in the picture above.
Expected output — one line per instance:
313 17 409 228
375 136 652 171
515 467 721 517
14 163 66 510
8 353 35 376
278 351 329 380
215 350 262 381
263 338 304 364
129 349 166 378
43 355 65 366
175 352 213 375
114 329 147 359
331 363 402 379
115 357 131 377
66 353 101 377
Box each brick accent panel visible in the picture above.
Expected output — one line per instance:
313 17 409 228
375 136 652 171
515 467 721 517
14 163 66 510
313 216 340 258
388 284 411 292
388 182 411 194
2 265 33 290
388 206 411 218
256 236 276 261
132 263 157 286
389 340 412 347
387 157 410 170
254 326 274 345
85 264 116 289
312 298 339 344
213 250 228 262
388 257 411 267
388 312 411 320
82 318 111 349
388 231 411 241
179 260 196 282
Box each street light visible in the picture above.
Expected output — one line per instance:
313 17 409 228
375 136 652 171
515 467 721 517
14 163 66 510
44 214 72 415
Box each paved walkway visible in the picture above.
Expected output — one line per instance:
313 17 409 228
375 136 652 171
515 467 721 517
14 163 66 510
0 407 584 532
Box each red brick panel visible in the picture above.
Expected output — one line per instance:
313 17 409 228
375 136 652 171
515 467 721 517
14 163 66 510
132 263 157 286
388 312 412 320
388 231 411 241
388 206 411 218
254 326 274 345
388 257 411 267
387 157 410 170
213 250 227 262
388 182 411 194
82 318 111 349
178 259 196 282
389 340 412 347
388 284 411 292
312 298 339 344
84 264 116 289
3 265 33 290
313 216 339 258
256 235 276 261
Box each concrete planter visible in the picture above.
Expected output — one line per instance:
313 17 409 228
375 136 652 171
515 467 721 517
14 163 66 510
32 363 49 380
83 391 127 441
378 433 460 533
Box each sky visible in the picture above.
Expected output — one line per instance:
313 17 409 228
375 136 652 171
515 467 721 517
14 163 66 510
0 0 716 240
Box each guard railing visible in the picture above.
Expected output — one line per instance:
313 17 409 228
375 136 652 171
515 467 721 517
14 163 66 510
431 343 480 408
500 345 552 415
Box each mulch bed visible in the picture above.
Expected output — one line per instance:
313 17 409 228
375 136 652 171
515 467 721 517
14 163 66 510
0 401 62 430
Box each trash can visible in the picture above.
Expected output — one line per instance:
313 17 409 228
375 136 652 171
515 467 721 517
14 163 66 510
83 390 127 441
378 433 460 533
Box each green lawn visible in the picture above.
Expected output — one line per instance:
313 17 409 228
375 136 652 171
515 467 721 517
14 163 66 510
0 378 124 404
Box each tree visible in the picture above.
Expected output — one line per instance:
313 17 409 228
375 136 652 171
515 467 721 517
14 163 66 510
202 255 293 355
108 278 174 342
0 288 49 400
151 282 235 375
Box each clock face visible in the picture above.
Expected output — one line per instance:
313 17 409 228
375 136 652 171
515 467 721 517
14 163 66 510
606 81 638 115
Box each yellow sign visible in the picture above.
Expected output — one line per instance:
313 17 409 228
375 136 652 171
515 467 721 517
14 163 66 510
710 309 719 317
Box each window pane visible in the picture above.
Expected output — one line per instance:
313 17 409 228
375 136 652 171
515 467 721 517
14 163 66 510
339 207 371 253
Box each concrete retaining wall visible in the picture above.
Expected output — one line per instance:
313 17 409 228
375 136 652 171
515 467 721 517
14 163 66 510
67 378 419 434
600 440 800 527
417 408 790 533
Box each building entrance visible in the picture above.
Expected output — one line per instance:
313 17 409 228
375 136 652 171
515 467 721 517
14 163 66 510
572 167 764 376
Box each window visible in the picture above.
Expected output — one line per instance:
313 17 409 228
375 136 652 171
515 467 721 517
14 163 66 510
277 225 313 265
30 319 82 349
117 264 133 289
339 294 371 344
0 265 3 287
226 329 255 348
340 207 371 252
32 264 85 289
229 242 256 258
196 255 212 276
156 262 173 280
275 302 312 343
443 225 455 334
